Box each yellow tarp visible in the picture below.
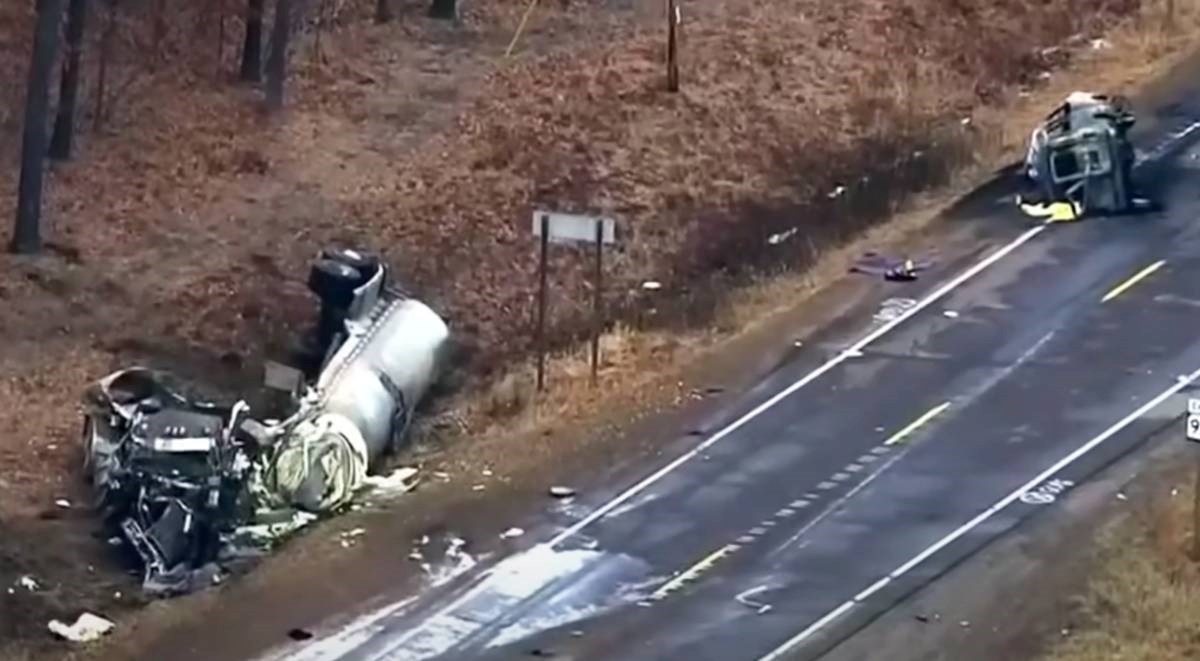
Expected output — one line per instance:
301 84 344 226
1018 199 1083 223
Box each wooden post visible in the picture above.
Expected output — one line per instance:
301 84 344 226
536 214 550 391
591 219 603 386
666 0 678 92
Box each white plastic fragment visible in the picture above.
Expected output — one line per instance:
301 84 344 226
642 281 663 291
16 576 38 592
361 467 420 496
943 310 960 319
500 527 525 539
54 499 71 509
549 486 576 498
48 613 115 643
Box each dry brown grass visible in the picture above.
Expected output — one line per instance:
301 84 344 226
1045 469 1200 661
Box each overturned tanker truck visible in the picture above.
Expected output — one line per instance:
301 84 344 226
82 248 449 596
1020 91 1154 221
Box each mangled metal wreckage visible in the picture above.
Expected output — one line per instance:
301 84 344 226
82 248 449 596
1020 90 1154 221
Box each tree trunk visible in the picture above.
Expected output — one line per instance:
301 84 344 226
240 0 265 82
13 0 67 254
428 0 457 20
265 0 292 111
376 0 392 22
93 0 118 131
50 0 89 160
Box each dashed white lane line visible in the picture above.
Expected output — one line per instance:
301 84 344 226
755 368 1200 661
545 224 1047 549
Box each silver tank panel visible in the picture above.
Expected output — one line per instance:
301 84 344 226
315 297 449 460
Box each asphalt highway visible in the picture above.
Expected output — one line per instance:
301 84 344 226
264 86 1200 661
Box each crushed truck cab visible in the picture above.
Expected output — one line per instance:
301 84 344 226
1023 91 1149 218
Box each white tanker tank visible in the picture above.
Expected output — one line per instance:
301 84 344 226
254 248 450 512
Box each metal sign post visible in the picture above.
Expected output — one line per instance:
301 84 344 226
592 219 604 386
536 214 550 391
1187 398 1200 560
532 211 617 392
666 0 680 92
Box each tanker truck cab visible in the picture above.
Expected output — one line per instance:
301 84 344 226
1022 91 1151 219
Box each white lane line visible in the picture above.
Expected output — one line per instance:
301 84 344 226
756 367 1200 661
545 225 1046 548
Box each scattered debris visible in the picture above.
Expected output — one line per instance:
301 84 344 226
943 310 960 319
550 486 577 499
473 484 486 491
48 613 115 643
735 586 773 614
959 620 971 628
1090 38 1112 50
409 549 425 561
80 248 449 598
433 471 451 481
571 630 584 638
500 527 525 539
641 281 663 291
1117 492 1128 501
54 498 71 509
362 467 421 497
288 628 315 641
15 575 38 592
767 227 800 245
1061 627 1072 637
853 254 932 282
482 468 494 477
828 185 847 199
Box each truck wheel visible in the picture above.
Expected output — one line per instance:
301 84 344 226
308 259 362 307
320 248 378 282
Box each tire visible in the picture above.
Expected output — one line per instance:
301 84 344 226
308 259 362 307
320 248 378 282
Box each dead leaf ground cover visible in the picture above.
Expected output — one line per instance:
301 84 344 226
0 0 1183 653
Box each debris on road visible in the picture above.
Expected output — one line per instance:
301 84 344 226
1117 492 1129 501
48 612 115 643
549 485 576 499
500 527 525 539
735 586 773 614
852 253 933 282
641 281 663 291
80 248 449 597
473 484 487 491
54 498 71 509
15 575 38 591
943 310 960 319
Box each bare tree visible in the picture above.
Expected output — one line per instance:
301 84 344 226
377 0 393 23
265 0 293 111
429 0 457 20
241 0 265 81
50 0 90 160
13 0 67 254
93 0 120 131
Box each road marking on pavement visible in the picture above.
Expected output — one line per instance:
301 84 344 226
544 224 1047 549
644 544 740 604
1101 260 1166 303
755 367 1200 661
883 402 952 446
845 463 864 473
831 472 851 482
777 508 797 518
816 481 837 490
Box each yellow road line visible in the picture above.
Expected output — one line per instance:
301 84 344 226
1102 260 1166 303
883 402 952 446
647 544 739 602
